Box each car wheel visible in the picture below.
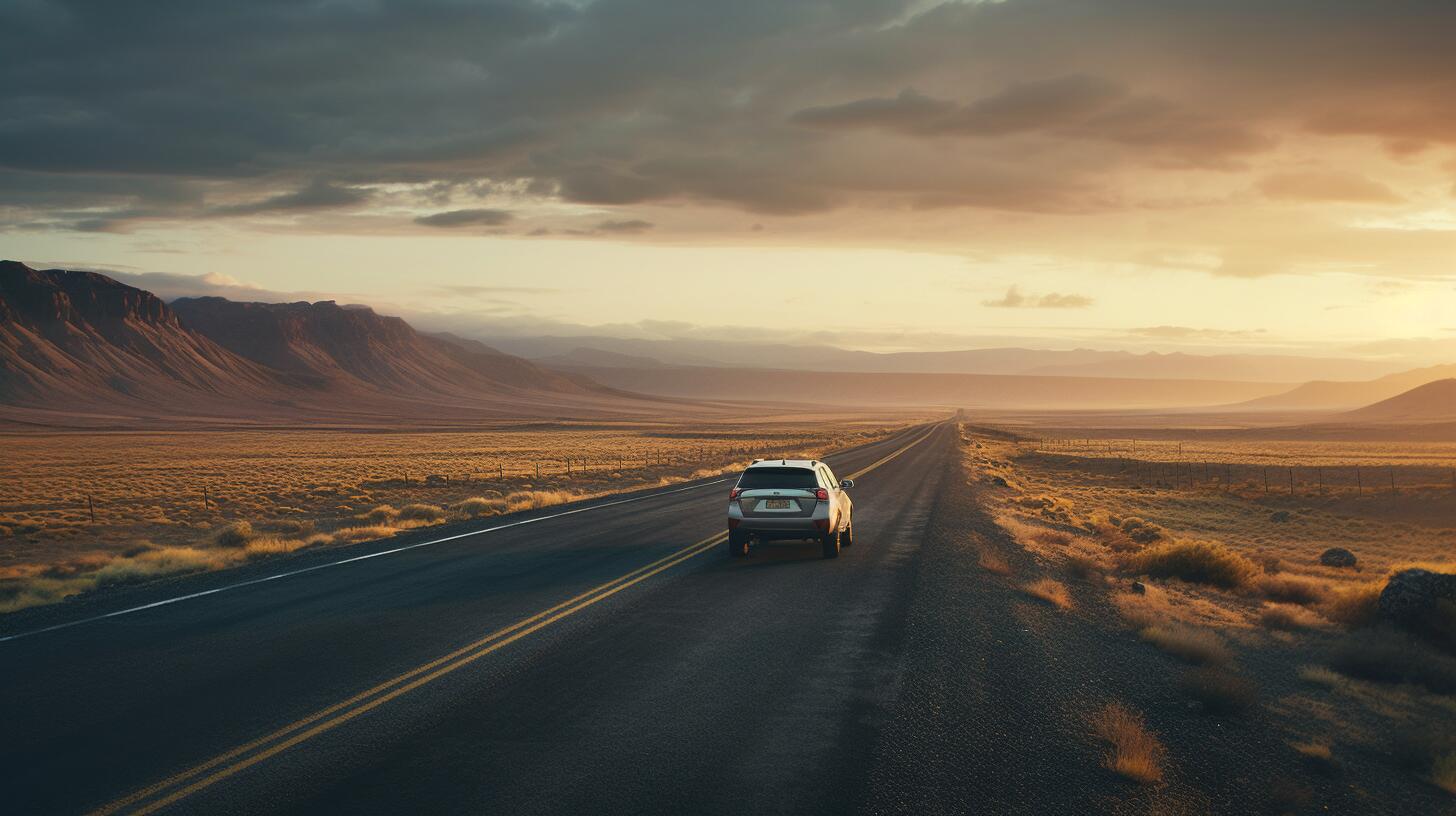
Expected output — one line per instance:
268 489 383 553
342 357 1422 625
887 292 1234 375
821 528 840 559
727 530 749 558
842 518 854 547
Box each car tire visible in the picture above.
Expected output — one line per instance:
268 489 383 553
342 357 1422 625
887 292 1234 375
727 530 749 558
821 528 840 559
842 518 854 547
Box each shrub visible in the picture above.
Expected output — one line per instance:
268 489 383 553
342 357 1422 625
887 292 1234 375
1119 517 1164 545
978 550 1012 576
1065 552 1102 580
93 547 224 586
504 490 575 512
363 504 399 524
1140 624 1232 665
213 521 256 548
243 537 316 560
331 525 399 544
1177 667 1257 714
1089 703 1166 784
1321 581 1383 627
1124 539 1258 589
397 503 446 523
1257 574 1328 606
454 496 507 518
1259 603 1322 631
1022 578 1073 610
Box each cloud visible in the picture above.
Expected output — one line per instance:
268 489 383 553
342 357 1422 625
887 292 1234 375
1129 325 1266 339
596 219 654 234
70 267 343 304
436 283 556 296
793 76 1269 164
206 180 371 216
982 285 1093 309
1 0 1454 235
414 208 515 228
1258 172 1401 203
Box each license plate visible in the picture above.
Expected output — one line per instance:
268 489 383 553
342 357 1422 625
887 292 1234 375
762 498 792 510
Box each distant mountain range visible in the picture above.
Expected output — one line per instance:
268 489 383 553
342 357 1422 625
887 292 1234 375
1342 378 1456 422
0 261 659 428
1233 364 1456 411
4 259 1451 427
481 334 1403 383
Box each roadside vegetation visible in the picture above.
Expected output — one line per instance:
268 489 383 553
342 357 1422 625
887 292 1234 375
963 423 1456 804
0 419 911 613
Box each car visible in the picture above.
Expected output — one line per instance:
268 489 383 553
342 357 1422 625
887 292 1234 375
726 459 854 559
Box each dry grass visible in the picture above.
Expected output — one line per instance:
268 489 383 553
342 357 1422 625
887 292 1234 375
1123 539 1259 589
1089 703 1166 784
1258 603 1324 631
213 521 255 548
396 503 447 523
1065 552 1103 580
1291 740 1333 761
1139 624 1232 666
0 420 910 613
1296 664 1345 688
1256 573 1329 606
1321 581 1384 628
978 550 1012 576
1177 667 1257 714
1022 578 1073 610
453 496 507 518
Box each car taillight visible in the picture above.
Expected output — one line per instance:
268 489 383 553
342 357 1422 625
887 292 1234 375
730 487 742 500
813 488 828 501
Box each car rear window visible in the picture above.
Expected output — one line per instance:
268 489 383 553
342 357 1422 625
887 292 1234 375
736 467 818 489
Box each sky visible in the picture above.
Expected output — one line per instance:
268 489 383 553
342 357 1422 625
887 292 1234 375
3 0 1455 362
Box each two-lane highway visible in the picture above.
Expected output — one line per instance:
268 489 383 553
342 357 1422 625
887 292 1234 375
2 422 957 815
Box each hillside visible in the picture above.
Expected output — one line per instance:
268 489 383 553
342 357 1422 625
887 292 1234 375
0 262 665 428
170 297 585 397
0 261 282 410
549 363 1289 410
1343 378 1456 422
1234 363 1456 411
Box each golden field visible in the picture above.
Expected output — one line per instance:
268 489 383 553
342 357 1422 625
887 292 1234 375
964 423 1456 797
0 416 917 612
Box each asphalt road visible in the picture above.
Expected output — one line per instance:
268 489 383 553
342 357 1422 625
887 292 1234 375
1 422 958 815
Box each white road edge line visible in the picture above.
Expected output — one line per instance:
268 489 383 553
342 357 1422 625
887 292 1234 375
0 476 732 644
1 427 926 644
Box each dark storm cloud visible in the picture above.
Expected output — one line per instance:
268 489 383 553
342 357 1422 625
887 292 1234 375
206 181 372 216
3 0 1455 226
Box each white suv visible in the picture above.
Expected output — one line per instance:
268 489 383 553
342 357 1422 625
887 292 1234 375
726 459 854 559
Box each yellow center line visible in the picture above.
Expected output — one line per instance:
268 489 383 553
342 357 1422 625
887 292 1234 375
92 422 940 816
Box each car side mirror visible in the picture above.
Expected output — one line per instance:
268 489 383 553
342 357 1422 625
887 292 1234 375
839 479 854 489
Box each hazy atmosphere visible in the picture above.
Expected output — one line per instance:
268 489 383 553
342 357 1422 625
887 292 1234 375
4 0 1455 359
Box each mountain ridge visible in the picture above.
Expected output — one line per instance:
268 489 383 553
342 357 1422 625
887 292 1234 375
0 261 660 427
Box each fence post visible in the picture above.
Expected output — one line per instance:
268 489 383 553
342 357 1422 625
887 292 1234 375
1356 465 1362 494
1389 468 1396 496
203 486 210 509
87 494 96 523
1288 467 1294 496
535 461 540 479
